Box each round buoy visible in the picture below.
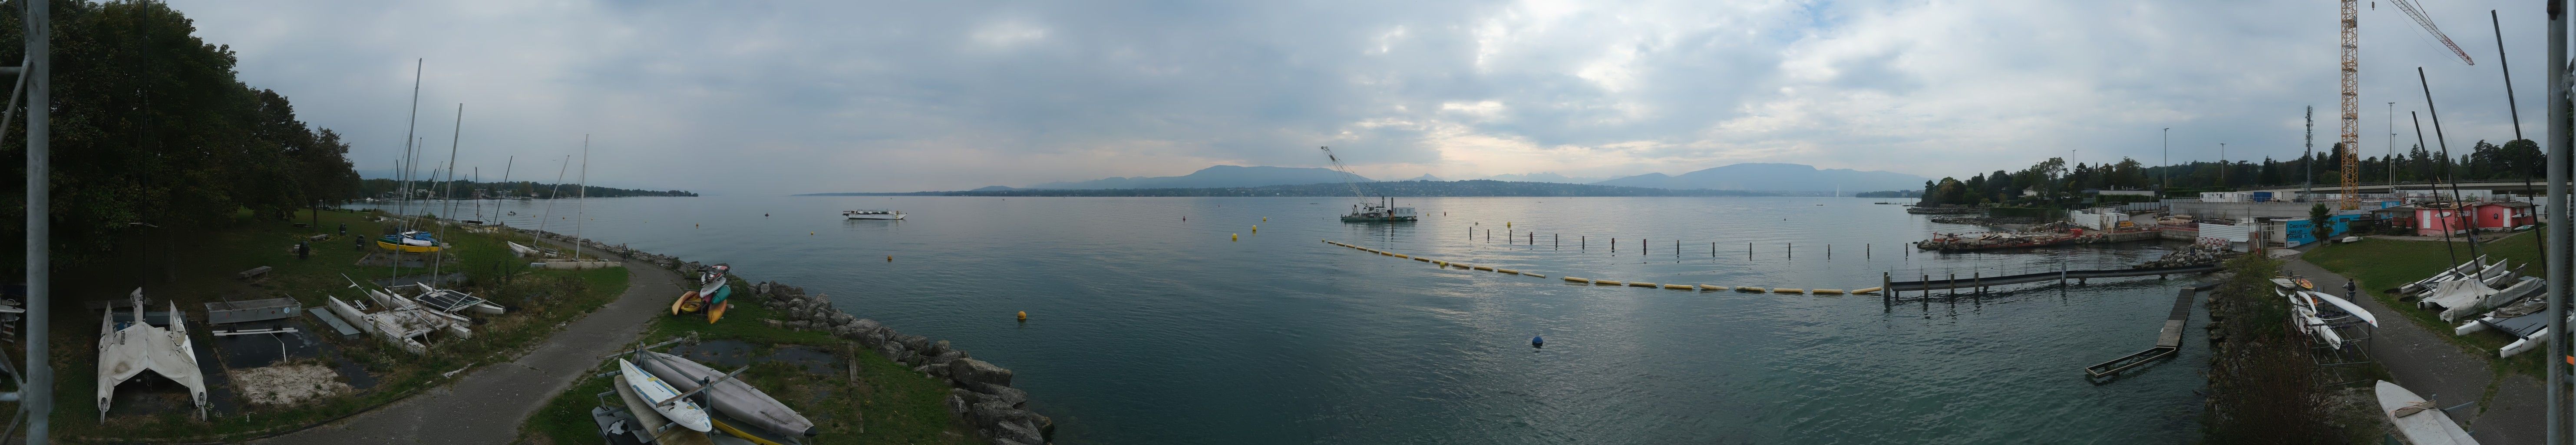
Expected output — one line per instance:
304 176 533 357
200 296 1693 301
886 255 893 262
1232 233 1239 241
1017 311 1028 321
1252 225 1258 232
1531 336 1544 348
1262 217 1267 222
1506 222 1512 228
809 232 814 235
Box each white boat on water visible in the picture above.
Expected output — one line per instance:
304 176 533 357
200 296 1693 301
2377 380 2479 445
842 209 905 220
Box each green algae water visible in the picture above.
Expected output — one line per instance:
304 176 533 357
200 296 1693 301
384 196 2207 443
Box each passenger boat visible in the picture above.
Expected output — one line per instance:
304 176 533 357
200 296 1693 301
842 209 905 220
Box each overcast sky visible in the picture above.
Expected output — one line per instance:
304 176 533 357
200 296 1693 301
166 0 2550 194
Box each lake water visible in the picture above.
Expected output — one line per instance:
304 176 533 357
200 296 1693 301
374 196 2208 444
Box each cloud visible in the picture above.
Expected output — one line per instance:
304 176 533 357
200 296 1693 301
167 0 2545 193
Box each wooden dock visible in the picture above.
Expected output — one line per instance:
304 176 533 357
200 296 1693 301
1880 264 2219 299
2085 287 2200 379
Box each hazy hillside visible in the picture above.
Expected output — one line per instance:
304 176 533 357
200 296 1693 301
1026 165 1371 189
1478 172 1604 184
1592 163 1926 192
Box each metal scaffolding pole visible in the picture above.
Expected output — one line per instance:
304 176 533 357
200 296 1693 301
22 0 53 441
2546 0 2569 442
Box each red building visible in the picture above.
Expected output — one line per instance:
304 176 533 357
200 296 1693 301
2412 201 2535 236
2467 202 2536 230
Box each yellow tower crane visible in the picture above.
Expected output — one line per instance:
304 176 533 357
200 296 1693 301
2341 0 2472 210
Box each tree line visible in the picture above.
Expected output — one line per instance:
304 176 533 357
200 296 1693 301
357 179 696 199
1919 139 2539 206
1 0 364 269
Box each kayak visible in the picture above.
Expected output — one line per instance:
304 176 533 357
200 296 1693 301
636 351 817 438
670 291 700 315
706 301 728 324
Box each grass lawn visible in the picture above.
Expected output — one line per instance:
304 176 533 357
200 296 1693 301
521 275 977 445
40 208 632 442
2304 231 2549 377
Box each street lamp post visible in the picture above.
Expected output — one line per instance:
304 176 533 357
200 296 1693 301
2162 128 2170 192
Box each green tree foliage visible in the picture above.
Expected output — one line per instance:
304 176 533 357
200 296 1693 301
0 0 361 269
1921 138 2540 206
2309 203 2332 238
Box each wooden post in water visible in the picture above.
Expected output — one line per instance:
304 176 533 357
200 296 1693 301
1788 242 1793 260
1882 272 1892 304
1674 240 1679 257
1974 272 1982 294
1643 239 1648 256
1826 244 1831 259
1711 242 1717 257
1922 275 1930 300
1612 238 1616 252
1948 273 1958 301
1867 243 1871 259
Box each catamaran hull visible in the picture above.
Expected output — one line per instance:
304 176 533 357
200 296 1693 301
845 214 905 220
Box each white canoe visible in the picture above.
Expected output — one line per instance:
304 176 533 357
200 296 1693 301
2376 380 2478 445
621 358 712 432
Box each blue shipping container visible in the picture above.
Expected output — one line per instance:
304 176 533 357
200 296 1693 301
2249 192 2274 202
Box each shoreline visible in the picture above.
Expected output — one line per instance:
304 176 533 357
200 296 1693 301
522 228 1058 444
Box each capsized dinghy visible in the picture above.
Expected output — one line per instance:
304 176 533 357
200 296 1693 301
2376 380 2478 445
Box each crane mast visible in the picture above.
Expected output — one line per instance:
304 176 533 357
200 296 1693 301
1318 146 1369 203
2388 0 2476 65
2339 0 2361 210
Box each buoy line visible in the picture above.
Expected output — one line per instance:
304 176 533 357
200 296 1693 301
1317 239 1877 295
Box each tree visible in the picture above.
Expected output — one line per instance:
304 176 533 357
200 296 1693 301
2309 204 2333 240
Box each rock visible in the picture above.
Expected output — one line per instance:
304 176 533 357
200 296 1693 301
972 383 1027 408
929 363 954 380
861 332 888 348
1034 413 1055 441
895 350 920 365
989 438 1031 445
832 312 857 326
970 401 1017 424
949 358 1013 388
992 418 1044 445
875 342 906 359
763 319 783 329
945 393 971 416
853 318 881 331
913 365 933 374
927 340 951 357
901 335 931 352
928 350 966 367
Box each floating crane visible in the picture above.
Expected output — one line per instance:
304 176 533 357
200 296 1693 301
1318 146 1417 222
2338 0 2472 210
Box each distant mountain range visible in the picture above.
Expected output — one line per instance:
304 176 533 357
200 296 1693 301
1025 165 1369 189
1016 163 1922 193
1590 163 1927 193
1478 172 1605 184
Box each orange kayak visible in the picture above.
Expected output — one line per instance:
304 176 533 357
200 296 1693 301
670 290 701 315
707 302 728 324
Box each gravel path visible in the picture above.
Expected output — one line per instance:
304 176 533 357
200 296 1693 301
2281 257 2540 444
252 246 676 445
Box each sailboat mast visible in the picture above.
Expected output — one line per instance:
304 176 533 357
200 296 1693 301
574 135 588 260
394 59 423 228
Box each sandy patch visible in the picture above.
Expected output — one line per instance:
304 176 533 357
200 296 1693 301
233 363 352 406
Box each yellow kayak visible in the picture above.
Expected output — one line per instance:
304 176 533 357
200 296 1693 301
376 239 444 253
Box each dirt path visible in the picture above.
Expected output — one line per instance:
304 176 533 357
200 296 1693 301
252 246 676 445
2281 257 2541 444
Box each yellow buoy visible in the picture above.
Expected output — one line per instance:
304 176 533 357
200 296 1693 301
1524 273 1546 278
1851 287 1883 295
1595 280 1622 286
1736 286 1764 292
1232 233 1239 241
1629 282 1658 288
1814 289 1846 295
1263 217 1268 222
1772 288 1806 294
886 256 893 262
1564 277 1588 282
1252 225 1258 232
1506 222 1512 228
1698 284 1724 291
1017 311 1027 321
1664 284 1692 290
1495 269 1519 274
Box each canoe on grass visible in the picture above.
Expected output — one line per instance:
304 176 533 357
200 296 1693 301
636 351 818 438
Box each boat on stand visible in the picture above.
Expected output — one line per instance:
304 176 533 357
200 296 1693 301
842 209 905 220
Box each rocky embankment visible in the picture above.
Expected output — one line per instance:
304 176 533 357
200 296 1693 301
524 229 1057 445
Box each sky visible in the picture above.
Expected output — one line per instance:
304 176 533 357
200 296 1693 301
167 0 2553 194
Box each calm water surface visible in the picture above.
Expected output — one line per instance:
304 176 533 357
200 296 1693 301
385 196 2208 444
